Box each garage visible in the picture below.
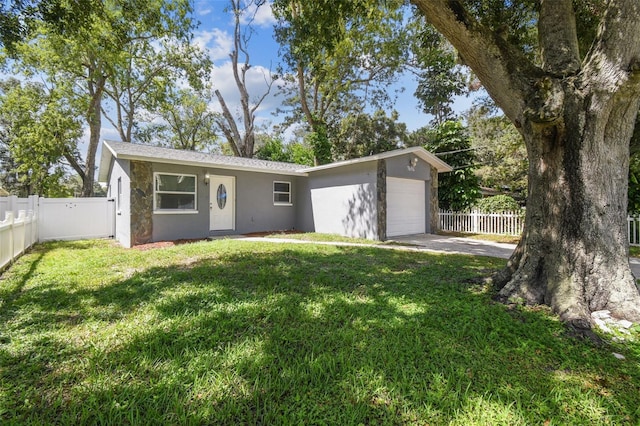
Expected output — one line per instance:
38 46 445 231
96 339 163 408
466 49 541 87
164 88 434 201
386 177 426 237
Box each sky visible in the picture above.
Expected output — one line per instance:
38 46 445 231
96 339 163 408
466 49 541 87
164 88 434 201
181 0 475 138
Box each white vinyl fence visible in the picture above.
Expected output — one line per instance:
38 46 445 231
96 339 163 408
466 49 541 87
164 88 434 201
0 198 39 272
439 210 525 236
629 215 640 247
0 196 115 271
440 210 640 247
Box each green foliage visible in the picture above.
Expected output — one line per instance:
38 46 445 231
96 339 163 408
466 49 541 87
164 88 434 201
0 0 97 54
332 110 408 160
467 102 528 199
0 78 82 197
255 138 291 163
474 195 521 213
306 122 332 165
272 0 409 133
288 141 315 166
411 21 468 125
136 88 220 152
413 120 481 211
7 0 203 195
255 137 315 166
1 239 639 424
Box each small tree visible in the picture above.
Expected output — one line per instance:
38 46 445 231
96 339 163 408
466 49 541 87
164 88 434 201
0 79 83 197
137 88 220 152
254 137 315 166
332 110 408 161
412 120 480 211
467 102 528 199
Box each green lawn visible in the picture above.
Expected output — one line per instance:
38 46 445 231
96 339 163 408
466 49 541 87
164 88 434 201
1 239 638 425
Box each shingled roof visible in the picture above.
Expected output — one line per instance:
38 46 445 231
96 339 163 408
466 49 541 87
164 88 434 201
98 141 307 181
98 140 452 182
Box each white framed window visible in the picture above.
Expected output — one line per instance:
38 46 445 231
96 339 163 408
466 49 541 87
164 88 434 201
153 173 197 213
116 177 122 211
273 181 292 205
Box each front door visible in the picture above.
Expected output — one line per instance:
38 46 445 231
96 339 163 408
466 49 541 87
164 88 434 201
209 175 235 231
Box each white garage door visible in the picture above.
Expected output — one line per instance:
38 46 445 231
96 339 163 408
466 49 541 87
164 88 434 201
386 177 426 237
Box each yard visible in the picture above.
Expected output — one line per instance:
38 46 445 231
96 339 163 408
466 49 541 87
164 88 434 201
1 239 639 424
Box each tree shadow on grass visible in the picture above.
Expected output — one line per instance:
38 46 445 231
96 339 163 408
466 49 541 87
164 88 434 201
1 242 639 424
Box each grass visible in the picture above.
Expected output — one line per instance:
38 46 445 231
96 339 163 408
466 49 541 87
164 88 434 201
630 246 640 258
264 232 385 245
438 231 521 245
1 239 639 425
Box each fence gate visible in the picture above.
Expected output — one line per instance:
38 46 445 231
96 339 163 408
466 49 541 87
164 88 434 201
38 198 115 241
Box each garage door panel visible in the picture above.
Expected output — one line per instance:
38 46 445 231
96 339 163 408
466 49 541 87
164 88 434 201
386 177 425 237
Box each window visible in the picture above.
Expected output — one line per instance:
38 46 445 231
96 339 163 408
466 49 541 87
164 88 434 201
154 173 197 212
273 181 291 205
116 177 122 211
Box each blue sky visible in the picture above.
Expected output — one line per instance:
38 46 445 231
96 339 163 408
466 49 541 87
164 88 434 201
187 0 475 137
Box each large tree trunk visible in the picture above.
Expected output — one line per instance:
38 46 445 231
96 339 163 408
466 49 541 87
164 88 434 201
412 0 640 326
495 85 640 325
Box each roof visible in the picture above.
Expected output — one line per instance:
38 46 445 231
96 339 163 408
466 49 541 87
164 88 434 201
301 146 453 174
98 141 307 181
97 141 452 182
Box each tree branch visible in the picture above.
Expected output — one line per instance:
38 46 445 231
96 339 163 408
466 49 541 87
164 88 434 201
582 0 640 94
214 88 243 156
539 0 580 75
410 0 540 125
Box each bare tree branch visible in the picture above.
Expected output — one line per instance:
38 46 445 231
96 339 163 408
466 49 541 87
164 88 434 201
213 0 273 157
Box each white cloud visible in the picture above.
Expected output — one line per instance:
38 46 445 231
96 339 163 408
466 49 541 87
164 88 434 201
209 61 287 126
240 0 276 28
194 28 233 62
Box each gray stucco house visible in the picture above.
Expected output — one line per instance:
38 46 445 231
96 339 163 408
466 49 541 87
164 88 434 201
98 140 452 248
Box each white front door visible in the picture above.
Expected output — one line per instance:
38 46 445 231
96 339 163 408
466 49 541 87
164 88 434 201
209 175 235 231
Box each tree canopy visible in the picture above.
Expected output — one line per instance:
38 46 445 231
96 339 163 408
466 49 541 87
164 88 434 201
4 0 204 196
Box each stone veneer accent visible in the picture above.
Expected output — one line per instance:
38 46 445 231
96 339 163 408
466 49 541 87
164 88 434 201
376 159 387 241
430 166 439 233
130 161 153 246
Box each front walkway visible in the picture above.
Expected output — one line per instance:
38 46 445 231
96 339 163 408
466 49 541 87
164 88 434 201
391 234 640 279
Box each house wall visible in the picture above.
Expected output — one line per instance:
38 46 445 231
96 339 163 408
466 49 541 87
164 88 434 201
107 158 132 248
151 163 209 242
149 162 300 242
385 154 433 181
230 170 299 235
300 162 378 239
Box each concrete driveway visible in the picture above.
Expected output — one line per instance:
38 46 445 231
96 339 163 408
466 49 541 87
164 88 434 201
391 234 640 279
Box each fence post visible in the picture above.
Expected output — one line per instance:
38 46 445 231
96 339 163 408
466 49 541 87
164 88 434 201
6 211 14 262
38 196 44 243
8 195 17 216
472 210 479 233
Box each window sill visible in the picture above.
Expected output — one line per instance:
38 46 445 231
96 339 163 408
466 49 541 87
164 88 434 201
273 203 293 207
153 210 199 215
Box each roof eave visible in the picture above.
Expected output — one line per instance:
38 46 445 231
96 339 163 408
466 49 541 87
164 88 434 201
110 153 308 177
300 146 453 174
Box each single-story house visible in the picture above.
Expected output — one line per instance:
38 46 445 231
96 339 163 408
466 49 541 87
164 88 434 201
98 140 452 248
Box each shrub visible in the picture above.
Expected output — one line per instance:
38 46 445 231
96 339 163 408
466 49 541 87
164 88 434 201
474 195 521 212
